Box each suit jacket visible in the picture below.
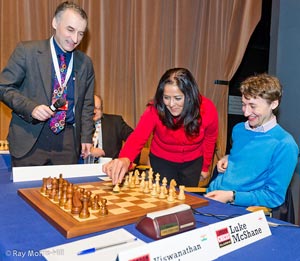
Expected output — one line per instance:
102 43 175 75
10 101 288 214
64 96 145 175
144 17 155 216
0 39 95 158
100 113 133 159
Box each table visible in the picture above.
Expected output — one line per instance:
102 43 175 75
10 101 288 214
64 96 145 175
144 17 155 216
0 151 11 172
0 169 299 261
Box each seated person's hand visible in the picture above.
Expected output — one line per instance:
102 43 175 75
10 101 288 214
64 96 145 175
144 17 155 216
102 158 131 185
217 155 229 173
204 190 234 203
90 147 105 158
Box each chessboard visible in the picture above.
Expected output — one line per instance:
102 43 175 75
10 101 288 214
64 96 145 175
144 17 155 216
18 174 209 239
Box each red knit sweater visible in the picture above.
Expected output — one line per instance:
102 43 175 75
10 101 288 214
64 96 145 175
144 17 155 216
119 96 218 172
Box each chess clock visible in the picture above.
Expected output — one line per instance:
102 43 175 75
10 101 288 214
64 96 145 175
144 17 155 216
136 204 195 240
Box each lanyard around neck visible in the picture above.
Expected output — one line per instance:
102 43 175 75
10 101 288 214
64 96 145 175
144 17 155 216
50 36 73 88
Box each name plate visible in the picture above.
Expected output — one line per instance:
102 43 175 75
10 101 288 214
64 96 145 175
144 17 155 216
12 164 105 182
210 209 271 256
119 225 219 261
118 210 271 261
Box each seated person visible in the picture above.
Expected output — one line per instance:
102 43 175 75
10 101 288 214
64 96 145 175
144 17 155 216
90 95 137 162
205 74 299 209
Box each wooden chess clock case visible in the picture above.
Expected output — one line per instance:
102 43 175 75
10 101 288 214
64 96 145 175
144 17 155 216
136 204 195 240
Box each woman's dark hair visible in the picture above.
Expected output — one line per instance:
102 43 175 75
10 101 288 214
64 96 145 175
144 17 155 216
154 68 202 137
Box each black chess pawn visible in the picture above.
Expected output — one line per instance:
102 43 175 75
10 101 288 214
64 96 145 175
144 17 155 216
79 194 90 218
41 178 47 194
64 183 73 210
99 198 108 216
59 181 68 207
91 195 100 210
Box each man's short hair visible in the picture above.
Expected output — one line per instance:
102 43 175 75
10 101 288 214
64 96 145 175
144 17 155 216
240 73 282 105
54 1 88 22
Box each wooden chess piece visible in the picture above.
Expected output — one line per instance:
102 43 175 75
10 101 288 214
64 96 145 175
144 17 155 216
155 173 160 191
167 189 175 202
151 183 157 197
54 180 63 202
64 183 73 210
139 172 146 192
134 169 140 185
71 187 82 214
50 178 58 201
178 185 186 200
58 173 64 185
143 181 150 194
99 198 108 216
91 195 100 210
170 179 177 191
124 175 129 187
129 176 135 188
148 175 153 190
49 187 57 200
41 178 47 194
148 168 154 180
159 186 166 199
86 191 92 207
162 177 168 195
79 194 90 219
59 181 68 207
113 183 120 193
45 177 52 196
170 179 177 198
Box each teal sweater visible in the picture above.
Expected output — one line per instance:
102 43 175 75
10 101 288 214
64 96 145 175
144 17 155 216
207 123 299 208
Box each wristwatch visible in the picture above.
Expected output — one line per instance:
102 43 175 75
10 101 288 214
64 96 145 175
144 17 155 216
229 190 236 204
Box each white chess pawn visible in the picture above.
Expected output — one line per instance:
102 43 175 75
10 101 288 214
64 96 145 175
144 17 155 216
113 183 120 193
134 169 140 185
167 188 175 202
148 176 153 190
143 181 150 194
159 186 166 199
129 175 135 188
140 171 146 187
151 184 157 197
178 185 186 200
156 182 161 194
124 175 129 186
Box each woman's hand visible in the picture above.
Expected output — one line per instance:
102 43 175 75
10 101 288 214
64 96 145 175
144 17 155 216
102 158 131 185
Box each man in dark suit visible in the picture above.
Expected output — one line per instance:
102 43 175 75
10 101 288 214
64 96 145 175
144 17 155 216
0 2 94 167
90 95 135 161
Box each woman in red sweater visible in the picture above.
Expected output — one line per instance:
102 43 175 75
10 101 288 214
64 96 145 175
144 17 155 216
103 68 218 187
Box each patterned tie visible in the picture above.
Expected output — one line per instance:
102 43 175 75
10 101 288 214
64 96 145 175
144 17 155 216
49 54 67 134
